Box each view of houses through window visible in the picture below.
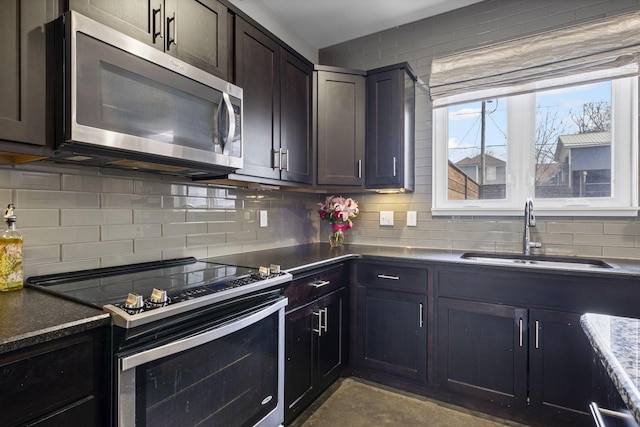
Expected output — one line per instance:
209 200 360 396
446 81 612 201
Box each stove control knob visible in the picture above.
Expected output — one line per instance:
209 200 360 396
124 293 144 310
149 288 168 305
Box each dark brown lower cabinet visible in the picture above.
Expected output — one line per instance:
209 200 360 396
437 297 592 426
528 308 594 425
436 298 528 408
0 328 106 427
285 287 348 424
357 287 427 385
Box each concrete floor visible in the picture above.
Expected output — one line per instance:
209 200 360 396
292 378 529 427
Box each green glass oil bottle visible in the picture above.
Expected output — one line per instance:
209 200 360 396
0 204 23 291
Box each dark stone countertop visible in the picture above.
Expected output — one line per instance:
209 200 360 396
581 313 640 425
6 242 640 362
0 287 109 355
208 243 640 278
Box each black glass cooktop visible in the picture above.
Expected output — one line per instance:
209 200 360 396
26 257 256 308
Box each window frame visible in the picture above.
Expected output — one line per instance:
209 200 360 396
432 76 638 217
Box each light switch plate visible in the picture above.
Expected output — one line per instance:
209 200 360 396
380 211 394 226
259 210 268 227
407 211 417 227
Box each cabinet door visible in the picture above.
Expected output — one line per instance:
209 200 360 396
234 17 280 180
0 0 55 146
529 309 593 425
164 0 228 79
316 288 348 391
437 298 528 409
317 71 365 186
284 287 348 424
69 0 152 45
284 301 315 424
366 68 403 187
280 49 312 184
357 286 427 384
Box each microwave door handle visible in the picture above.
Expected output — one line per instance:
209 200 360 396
222 92 235 154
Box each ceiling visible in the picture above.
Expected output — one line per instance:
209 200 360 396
231 0 485 49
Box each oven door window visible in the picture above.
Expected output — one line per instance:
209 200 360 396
118 310 279 427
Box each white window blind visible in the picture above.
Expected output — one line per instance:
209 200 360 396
429 11 640 107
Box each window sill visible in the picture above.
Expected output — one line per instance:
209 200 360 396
431 206 639 218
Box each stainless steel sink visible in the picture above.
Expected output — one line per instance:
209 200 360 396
460 252 612 269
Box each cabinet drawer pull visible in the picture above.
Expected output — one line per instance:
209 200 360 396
312 280 330 288
377 274 399 280
419 303 424 328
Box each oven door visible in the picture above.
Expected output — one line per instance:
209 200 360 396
116 296 287 427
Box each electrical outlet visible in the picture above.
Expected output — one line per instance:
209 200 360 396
380 211 394 226
259 210 268 227
407 211 417 227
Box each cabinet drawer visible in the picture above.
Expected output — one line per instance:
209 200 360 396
357 262 427 292
285 263 347 309
0 331 102 426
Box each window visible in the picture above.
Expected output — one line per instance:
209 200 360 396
433 74 638 216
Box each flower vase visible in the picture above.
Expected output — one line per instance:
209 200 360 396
329 229 344 247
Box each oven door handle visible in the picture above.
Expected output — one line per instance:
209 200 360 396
120 296 288 371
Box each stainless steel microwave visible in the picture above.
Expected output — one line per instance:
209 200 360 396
49 11 242 177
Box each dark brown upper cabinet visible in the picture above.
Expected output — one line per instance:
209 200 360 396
69 0 229 79
233 17 313 186
0 0 59 160
315 66 366 187
366 63 416 192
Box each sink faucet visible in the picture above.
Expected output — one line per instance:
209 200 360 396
523 197 542 256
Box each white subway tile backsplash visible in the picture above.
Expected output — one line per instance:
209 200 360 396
101 193 163 209
61 209 132 226
62 174 134 193
23 226 100 246
19 209 60 227
163 222 209 237
62 240 134 261
16 189 100 208
134 236 186 253
4 171 60 190
134 209 186 224
101 224 161 241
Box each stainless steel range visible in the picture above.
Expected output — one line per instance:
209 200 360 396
27 257 291 427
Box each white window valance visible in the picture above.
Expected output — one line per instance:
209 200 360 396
429 11 640 106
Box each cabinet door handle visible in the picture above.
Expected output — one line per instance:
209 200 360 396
311 280 330 288
322 308 328 333
377 274 399 280
419 303 424 328
393 157 397 177
166 12 176 49
589 402 634 427
152 5 163 43
535 320 540 349
313 310 323 336
519 318 523 347
275 148 288 171
358 159 362 178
